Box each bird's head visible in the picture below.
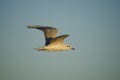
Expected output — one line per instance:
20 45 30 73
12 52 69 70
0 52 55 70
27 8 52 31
66 44 75 50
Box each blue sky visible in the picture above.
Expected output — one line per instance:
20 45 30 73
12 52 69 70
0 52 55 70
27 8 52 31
0 0 120 80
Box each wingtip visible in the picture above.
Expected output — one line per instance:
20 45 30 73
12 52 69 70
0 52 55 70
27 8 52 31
67 34 70 36
27 25 31 28
27 25 32 28
64 34 70 37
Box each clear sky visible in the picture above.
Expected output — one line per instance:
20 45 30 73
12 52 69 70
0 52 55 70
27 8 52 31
0 0 120 80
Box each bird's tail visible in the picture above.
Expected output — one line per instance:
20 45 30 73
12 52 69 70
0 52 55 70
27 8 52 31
34 47 45 51
27 25 42 29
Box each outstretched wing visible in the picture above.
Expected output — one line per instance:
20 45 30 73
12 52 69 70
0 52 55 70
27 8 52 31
27 25 58 45
27 25 58 38
49 34 69 45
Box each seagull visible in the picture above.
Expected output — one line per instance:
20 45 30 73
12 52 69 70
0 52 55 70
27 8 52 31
27 25 75 52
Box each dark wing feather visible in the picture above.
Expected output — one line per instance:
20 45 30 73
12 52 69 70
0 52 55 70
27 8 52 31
27 25 58 38
27 25 58 45
49 34 69 45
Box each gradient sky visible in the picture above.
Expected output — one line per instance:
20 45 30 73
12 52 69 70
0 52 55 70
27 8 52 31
0 0 120 80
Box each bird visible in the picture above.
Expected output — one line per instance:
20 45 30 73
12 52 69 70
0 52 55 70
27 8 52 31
27 25 75 52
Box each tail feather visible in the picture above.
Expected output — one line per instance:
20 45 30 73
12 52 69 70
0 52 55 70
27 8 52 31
34 47 45 51
27 25 42 29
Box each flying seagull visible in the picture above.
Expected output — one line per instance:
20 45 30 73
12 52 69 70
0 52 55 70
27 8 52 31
27 25 75 52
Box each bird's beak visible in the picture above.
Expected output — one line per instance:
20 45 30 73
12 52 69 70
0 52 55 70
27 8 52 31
71 47 75 50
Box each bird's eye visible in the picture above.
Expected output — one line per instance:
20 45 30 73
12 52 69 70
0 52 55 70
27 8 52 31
67 45 70 47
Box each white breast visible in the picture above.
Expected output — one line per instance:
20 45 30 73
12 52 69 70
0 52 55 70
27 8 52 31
44 44 68 51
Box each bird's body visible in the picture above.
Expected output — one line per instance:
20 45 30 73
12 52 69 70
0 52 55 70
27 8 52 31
37 43 70 52
27 25 74 52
